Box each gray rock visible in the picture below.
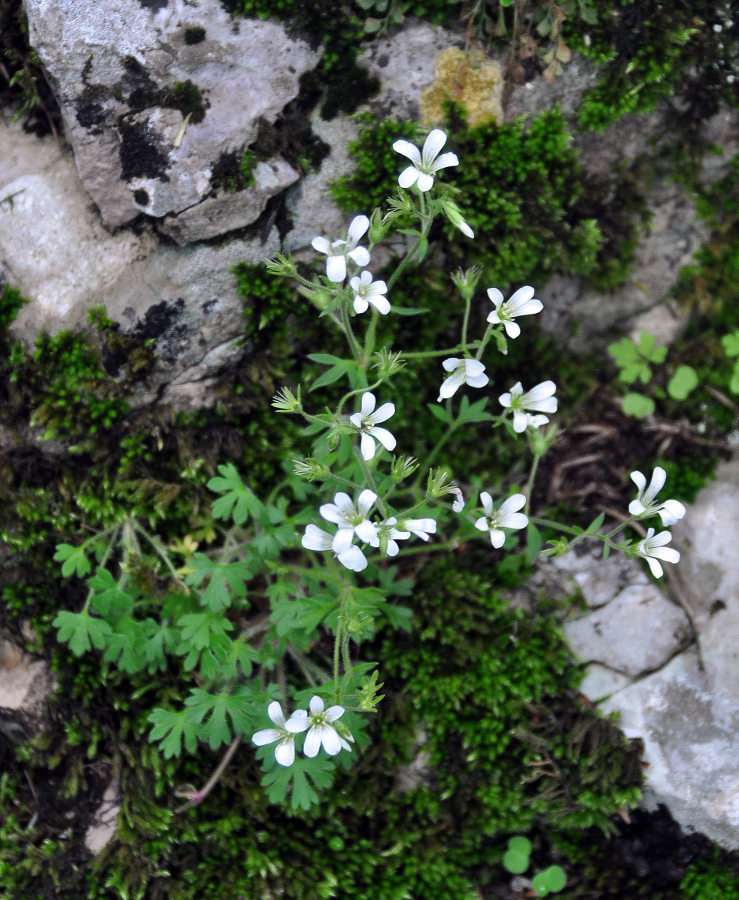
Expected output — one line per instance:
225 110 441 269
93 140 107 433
579 664 633 701
672 455 739 724
84 774 120 854
601 648 738 849
0 638 56 743
1 115 279 404
563 583 692 676
23 0 321 235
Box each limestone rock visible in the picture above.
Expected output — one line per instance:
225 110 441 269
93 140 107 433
22 0 321 235
0 638 56 743
671 455 739 724
1 116 279 403
84 774 120 854
578 664 633 701
601 649 738 849
563 583 692 676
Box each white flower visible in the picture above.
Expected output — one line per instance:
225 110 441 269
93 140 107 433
350 271 390 315
252 701 308 767
393 129 459 192
303 696 349 758
301 523 369 572
629 467 686 526
438 357 489 402
312 215 371 283
378 517 411 556
320 489 379 554
634 527 680 578
499 380 557 432
486 286 543 339
400 517 437 541
474 492 528 548
449 486 465 512
349 393 396 461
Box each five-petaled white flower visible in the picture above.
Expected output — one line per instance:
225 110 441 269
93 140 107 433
499 380 557 432
350 271 390 315
486 286 543 339
629 467 686 526
312 215 371 283
350 392 396 461
634 527 680 578
303 696 348 758
474 492 528 548
438 357 489 402
378 517 411 556
320 489 379 556
301 523 369 572
251 701 307 767
393 129 459 192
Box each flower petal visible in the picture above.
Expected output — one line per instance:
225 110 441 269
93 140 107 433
309 696 324 715
392 139 421 164
416 172 434 192
357 489 378 515
353 296 369 314
320 725 342 756
302 524 332 551
479 491 494 516
349 246 371 267
267 701 286 727
252 728 281 746
503 320 521 339
347 215 369 243
325 705 345 722
489 528 505 548
644 555 664 578
630 470 647 493
326 254 346 283
398 165 420 189
371 426 396 452
284 710 308 733
659 500 686 526
274 738 295 767
303 727 321 757
512 410 529 432
466 371 490 389
338 545 367 571
360 432 376 460
369 293 391 314
361 392 376 416
431 151 458 172
487 288 504 308
422 128 447 163
355 519 379 545
311 235 330 254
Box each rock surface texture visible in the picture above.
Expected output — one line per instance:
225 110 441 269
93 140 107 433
22 0 319 235
551 456 739 849
0 638 56 743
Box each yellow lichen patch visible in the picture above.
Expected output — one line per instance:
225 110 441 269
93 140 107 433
420 47 504 128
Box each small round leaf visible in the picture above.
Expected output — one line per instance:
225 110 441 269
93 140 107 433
507 836 532 856
503 850 529 875
542 866 567 892
622 392 655 418
667 365 698 400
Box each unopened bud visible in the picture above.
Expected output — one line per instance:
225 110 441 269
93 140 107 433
369 207 387 243
391 455 419 482
441 199 474 239
292 457 331 481
372 347 405 378
264 252 296 277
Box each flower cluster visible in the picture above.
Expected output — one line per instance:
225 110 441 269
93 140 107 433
629 467 685 577
252 696 353 767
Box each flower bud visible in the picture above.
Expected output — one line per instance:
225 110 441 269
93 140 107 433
426 467 453 499
264 252 296 277
441 198 474 239
391 455 419 482
292 457 331 481
372 347 405 379
451 266 482 302
368 207 387 243
272 386 302 414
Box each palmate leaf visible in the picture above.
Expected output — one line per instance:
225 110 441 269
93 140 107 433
185 555 251 612
148 707 200 759
260 754 336 811
207 463 264 525
102 615 146 674
88 567 134 618
54 543 91 578
53 610 112 657
184 689 255 751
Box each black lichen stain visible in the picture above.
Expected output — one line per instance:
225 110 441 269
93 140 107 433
133 188 150 205
138 0 169 9
184 26 206 45
136 298 186 342
118 119 170 182
127 77 207 125
75 84 112 132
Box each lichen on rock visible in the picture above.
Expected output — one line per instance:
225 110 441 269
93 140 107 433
420 46 503 128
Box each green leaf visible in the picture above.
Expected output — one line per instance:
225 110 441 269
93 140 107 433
721 331 739 358
88 567 134 618
622 392 655 418
102 616 146 674
184 689 255 751
207 463 263 525
535 865 567 893
390 305 428 316
310 360 355 391
176 610 233 650
427 403 452 424
584 512 605 535
185 555 251 612
148 707 200 758
493 329 508 355
295 594 340 632
53 610 112 657
730 361 739 394
508 836 532 857
667 365 699 400
54 543 91 578
503 849 530 874
260 754 335 811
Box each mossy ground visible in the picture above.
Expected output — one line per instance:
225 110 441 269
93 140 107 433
1 0 738 896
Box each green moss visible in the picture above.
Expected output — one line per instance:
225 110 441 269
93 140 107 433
566 0 738 132
0 285 29 333
333 107 647 290
681 852 739 900
210 149 255 193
